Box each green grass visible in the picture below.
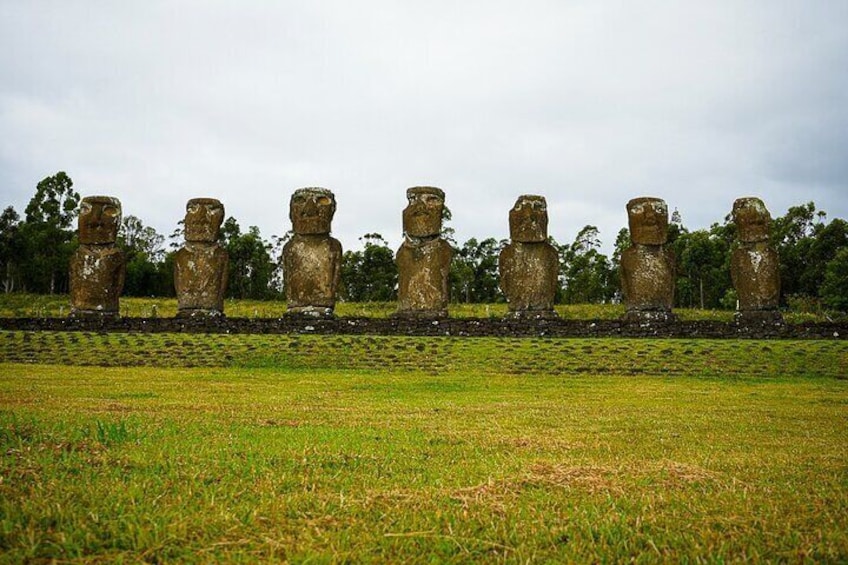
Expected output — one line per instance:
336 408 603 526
0 334 846 562
0 293 838 322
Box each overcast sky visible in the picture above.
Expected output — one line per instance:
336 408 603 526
1 1 846 254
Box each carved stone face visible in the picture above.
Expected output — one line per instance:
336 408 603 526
733 197 771 243
627 197 668 245
509 195 548 242
79 196 121 245
403 186 444 238
185 198 225 243
290 188 336 235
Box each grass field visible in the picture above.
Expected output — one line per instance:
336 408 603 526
1 292 839 323
0 330 846 562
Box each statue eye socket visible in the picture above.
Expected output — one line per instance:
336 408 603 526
317 196 331 206
424 195 442 206
103 206 119 217
80 203 92 214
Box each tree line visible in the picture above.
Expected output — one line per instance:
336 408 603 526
2 172 847 311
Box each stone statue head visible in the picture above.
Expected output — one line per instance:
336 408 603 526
403 186 445 238
509 195 548 242
733 197 771 243
627 197 669 245
290 187 336 235
185 198 225 243
79 196 121 245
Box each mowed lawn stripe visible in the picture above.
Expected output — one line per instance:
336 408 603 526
1 331 846 378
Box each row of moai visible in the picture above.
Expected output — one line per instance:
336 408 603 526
69 188 782 324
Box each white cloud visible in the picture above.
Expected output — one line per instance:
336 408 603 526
1 1 846 254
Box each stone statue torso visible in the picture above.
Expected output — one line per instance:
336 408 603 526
69 245 125 314
731 244 780 311
620 245 675 311
174 244 229 312
283 234 342 309
396 238 452 316
499 241 558 313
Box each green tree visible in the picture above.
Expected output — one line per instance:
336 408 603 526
820 248 848 311
769 202 847 306
117 215 166 297
771 202 818 300
559 225 615 304
221 218 275 299
19 172 80 293
449 237 503 303
0 206 23 293
341 233 397 302
804 218 848 297
672 227 731 309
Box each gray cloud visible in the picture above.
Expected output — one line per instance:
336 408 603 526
1 1 846 255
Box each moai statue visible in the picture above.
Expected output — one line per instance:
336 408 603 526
174 198 229 317
731 197 782 324
620 197 677 323
69 196 125 318
499 195 559 319
283 188 342 317
395 187 453 318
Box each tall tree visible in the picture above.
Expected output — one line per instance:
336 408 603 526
673 228 731 309
820 248 848 312
19 172 80 293
341 233 397 302
449 237 503 303
771 202 818 300
221 217 275 299
0 206 22 293
117 215 167 297
804 218 848 297
559 225 615 304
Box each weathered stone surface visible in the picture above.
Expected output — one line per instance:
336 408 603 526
402 186 445 238
290 187 335 235
620 197 676 323
69 196 125 318
731 197 782 323
396 238 453 318
396 187 452 318
733 196 770 243
174 198 228 317
4 315 846 340
509 194 548 243
184 197 226 243
499 195 558 318
283 188 342 317
628 196 669 246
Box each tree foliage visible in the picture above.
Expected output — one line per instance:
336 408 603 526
221 218 276 300
117 215 170 297
449 237 503 303
558 225 616 304
341 233 397 302
19 172 81 294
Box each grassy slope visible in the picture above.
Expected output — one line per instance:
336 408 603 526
0 334 846 562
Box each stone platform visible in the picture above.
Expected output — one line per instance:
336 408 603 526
0 316 844 340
